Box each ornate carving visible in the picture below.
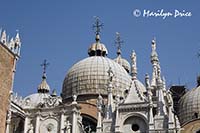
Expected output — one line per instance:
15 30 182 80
37 96 61 108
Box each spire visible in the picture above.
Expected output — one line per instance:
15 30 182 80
131 50 137 80
1 30 7 44
38 60 50 93
51 89 57 97
13 31 21 56
14 31 21 46
106 67 114 119
9 38 14 50
145 74 154 129
115 32 123 56
150 38 159 87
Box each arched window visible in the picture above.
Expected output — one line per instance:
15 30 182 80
82 114 97 133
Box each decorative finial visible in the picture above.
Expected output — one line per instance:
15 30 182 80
97 94 103 110
1 30 6 44
162 76 166 91
107 67 114 82
145 73 150 88
72 94 77 104
51 89 57 97
152 37 156 51
40 59 50 77
93 16 103 35
93 16 103 42
115 32 124 55
130 50 137 79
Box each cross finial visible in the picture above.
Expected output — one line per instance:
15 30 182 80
115 32 124 55
93 16 103 35
40 59 50 74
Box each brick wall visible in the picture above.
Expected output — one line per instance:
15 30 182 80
0 44 16 133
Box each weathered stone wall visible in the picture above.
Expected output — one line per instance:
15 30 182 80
0 44 15 133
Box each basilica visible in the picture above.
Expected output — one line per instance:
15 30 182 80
1 18 200 133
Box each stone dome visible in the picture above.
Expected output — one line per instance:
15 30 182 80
114 55 130 73
62 56 132 101
178 85 200 125
23 93 50 108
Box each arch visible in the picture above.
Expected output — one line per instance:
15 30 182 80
81 113 97 133
120 112 148 133
39 117 59 133
121 112 148 125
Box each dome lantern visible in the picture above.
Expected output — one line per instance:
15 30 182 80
88 17 108 57
38 60 50 93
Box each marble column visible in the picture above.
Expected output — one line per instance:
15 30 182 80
24 115 29 133
35 113 40 133
60 111 65 133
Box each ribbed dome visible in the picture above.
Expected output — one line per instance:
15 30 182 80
178 86 200 125
114 55 130 73
62 56 132 101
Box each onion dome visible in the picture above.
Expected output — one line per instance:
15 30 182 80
23 60 52 108
88 17 108 57
88 34 108 57
38 60 50 93
178 77 200 125
38 73 50 93
113 32 130 73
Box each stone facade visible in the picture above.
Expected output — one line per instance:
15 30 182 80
4 20 200 132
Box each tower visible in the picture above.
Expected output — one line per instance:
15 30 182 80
0 29 21 132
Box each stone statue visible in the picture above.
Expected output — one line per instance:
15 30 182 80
28 124 34 133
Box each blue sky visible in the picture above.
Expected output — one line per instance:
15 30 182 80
1 1 200 97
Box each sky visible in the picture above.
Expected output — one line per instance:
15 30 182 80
0 1 200 97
